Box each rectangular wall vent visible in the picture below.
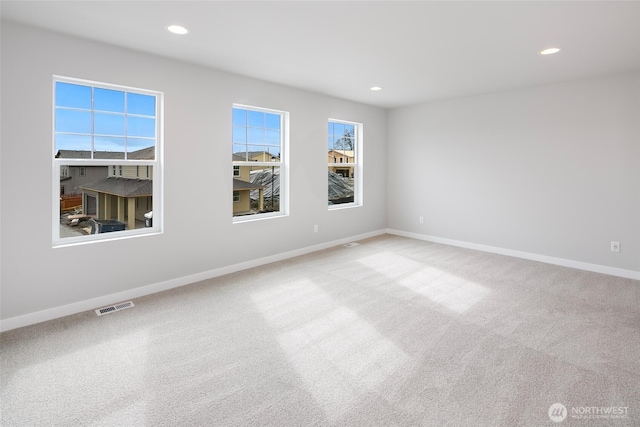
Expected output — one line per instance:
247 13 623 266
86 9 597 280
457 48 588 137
95 301 135 316
343 242 360 248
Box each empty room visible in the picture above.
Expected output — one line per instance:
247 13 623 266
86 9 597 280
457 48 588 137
1 1 639 426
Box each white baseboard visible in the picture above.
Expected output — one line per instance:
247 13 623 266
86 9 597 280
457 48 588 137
387 228 640 281
0 229 386 332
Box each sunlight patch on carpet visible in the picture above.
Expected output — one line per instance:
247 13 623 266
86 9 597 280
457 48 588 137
399 268 490 313
356 251 423 279
251 279 410 421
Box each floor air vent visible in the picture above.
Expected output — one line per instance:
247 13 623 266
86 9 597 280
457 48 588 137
95 301 135 316
343 242 360 248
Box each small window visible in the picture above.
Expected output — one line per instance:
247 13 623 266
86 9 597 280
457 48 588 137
328 120 362 208
232 104 288 220
53 76 162 246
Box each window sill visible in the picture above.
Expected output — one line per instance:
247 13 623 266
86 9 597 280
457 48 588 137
53 227 161 248
328 203 362 211
233 212 288 224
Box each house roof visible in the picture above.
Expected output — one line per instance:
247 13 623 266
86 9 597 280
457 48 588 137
242 169 351 201
79 177 152 197
233 179 264 191
55 147 154 160
233 151 280 161
249 169 279 200
56 150 124 159
127 146 155 160
328 170 354 200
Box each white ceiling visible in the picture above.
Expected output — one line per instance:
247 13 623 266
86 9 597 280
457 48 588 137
2 1 640 108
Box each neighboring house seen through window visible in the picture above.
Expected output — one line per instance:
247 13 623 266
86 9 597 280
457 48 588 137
53 76 162 245
328 119 362 207
232 104 287 220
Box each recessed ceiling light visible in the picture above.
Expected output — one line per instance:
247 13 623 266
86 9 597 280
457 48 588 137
539 47 560 55
370 86 382 91
167 25 189 35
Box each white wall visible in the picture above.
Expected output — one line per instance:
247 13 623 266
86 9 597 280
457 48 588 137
388 72 640 275
0 21 387 325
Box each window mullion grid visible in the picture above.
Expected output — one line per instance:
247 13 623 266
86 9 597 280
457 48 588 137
124 91 128 159
244 110 249 161
280 115 284 161
91 86 95 159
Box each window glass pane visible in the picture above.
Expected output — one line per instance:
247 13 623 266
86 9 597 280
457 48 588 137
127 139 155 159
265 129 280 146
328 120 358 207
233 106 285 219
94 136 126 155
94 113 125 136
128 116 155 138
266 146 279 158
94 88 125 112
127 92 156 116
54 78 161 245
55 134 92 153
247 145 266 159
56 82 91 109
247 110 264 128
58 166 154 239
332 124 354 150
328 168 355 205
233 126 247 144
247 128 264 144
233 165 280 217
55 109 91 134
232 108 246 127
233 144 247 161
265 113 280 130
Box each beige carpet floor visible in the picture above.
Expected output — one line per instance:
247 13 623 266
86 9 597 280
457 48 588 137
1 234 639 426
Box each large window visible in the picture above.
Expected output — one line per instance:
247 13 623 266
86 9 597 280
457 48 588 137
328 119 362 207
53 76 162 245
232 105 288 220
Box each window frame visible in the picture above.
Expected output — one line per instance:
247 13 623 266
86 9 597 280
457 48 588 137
232 103 289 222
52 75 163 247
328 118 363 210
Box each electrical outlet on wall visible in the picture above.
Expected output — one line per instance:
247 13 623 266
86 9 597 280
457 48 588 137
419 216 424 224
611 241 620 252
314 224 318 233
